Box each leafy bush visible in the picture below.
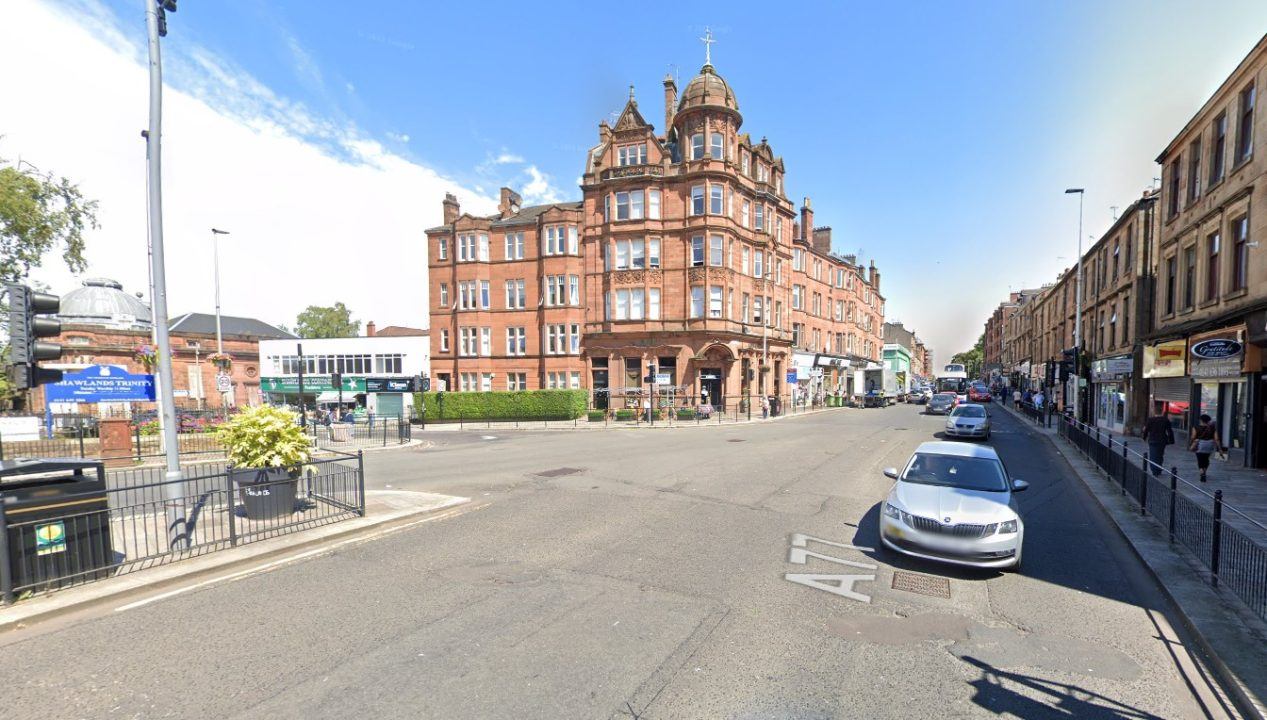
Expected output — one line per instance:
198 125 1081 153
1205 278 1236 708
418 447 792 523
214 405 312 469
676 408 695 420
414 390 587 420
587 410 606 422
614 409 636 421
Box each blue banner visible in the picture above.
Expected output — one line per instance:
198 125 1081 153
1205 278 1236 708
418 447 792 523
44 365 156 403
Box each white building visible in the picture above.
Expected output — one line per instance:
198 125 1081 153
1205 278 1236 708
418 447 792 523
259 324 429 417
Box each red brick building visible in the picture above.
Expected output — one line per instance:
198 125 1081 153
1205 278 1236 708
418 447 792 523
427 60 885 407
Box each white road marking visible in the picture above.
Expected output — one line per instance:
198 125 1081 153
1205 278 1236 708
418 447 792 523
481 435 498 440
791 533 875 553
114 504 481 613
784 573 875 603
789 547 878 570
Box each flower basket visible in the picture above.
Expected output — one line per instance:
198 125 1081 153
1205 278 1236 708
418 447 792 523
207 352 233 371
133 344 157 374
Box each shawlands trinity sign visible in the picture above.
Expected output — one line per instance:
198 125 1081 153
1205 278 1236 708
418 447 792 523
45 365 156 403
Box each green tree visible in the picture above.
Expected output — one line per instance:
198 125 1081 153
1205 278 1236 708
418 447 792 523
0 156 98 283
294 302 360 338
951 333 985 379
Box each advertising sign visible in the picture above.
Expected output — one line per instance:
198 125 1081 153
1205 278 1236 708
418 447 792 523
35 521 66 556
654 373 672 386
365 377 416 393
1091 355 1133 382
1142 340 1187 379
44 365 156 403
1190 328 1245 380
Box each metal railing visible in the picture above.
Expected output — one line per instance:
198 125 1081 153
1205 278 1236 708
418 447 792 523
0 452 365 604
1057 415 1267 622
305 416 410 448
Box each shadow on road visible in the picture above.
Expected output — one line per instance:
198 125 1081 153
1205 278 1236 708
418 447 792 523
959 654 1165 719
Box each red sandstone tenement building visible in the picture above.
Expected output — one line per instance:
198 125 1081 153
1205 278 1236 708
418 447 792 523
427 60 885 407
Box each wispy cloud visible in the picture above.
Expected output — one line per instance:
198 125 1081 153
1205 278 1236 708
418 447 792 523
386 131 410 143
472 149 569 204
2 0 497 331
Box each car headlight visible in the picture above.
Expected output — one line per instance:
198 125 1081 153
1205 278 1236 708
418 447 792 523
883 501 902 519
998 519 1018 534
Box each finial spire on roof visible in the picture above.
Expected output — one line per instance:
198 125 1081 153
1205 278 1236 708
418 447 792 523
629 84 635 101
700 27 715 67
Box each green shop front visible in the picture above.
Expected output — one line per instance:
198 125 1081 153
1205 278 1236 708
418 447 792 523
261 375 414 417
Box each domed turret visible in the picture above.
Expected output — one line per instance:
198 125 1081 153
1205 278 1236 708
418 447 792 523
677 63 738 113
58 278 152 330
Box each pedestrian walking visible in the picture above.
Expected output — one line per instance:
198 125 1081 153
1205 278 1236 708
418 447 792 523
1141 407 1175 478
1012 388 1021 406
1188 414 1224 482
761 395 770 419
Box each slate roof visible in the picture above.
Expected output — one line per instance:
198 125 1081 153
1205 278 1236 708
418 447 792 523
425 201 583 233
168 312 295 339
373 325 428 337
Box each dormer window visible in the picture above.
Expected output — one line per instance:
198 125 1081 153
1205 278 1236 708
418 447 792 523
757 164 768 182
709 134 723 160
617 143 647 166
691 134 705 160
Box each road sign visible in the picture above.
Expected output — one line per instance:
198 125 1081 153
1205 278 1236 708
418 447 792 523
787 370 799 384
215 373 232 393
655 373 672 386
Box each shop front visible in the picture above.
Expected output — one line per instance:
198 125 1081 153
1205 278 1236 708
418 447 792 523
1188 326 1255 466
791 352 818 407
1144 339 1189 434
1091 355 1133 434
815 355 850 404
1246 310 1267 468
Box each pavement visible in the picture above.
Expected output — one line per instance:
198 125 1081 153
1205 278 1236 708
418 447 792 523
0 488 470 634
0 405 1250 719
996 400 1267 719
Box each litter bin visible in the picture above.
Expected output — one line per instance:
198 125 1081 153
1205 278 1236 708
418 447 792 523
768 396 781 417
331 423 350 442
1 458 114 599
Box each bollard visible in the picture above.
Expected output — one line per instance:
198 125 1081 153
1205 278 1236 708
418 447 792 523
1210 490 1223 588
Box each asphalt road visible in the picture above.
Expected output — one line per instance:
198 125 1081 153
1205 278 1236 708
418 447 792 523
0 405 1239 719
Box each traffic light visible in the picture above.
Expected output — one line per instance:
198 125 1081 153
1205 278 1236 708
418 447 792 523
6 283 64 390
421 377 431 392
330 371 343 389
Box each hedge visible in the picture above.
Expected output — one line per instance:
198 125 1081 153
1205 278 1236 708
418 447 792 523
415 389 587 420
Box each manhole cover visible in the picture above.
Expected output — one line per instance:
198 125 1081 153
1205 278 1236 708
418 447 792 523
727 439 746 443
536 467 583 478
891 571 951 598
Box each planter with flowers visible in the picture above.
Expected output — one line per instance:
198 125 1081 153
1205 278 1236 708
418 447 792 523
206 352 233 372
133 344 157 374
215 405 313 520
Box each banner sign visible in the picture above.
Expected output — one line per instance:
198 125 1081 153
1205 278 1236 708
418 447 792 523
260 376 366 393
1091 355 1133 382
1190 328 1245 380
365 377 416 393
1142 340 1187 379
44 365 156 403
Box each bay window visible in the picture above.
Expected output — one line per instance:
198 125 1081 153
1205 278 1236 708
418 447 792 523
709 234 724 266
690 286 705 318
709 285 723 318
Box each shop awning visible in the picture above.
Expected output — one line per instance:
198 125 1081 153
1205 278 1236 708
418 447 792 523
316 390 358 403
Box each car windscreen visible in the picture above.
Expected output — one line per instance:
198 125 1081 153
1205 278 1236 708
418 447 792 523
951 406 986 418
902 453 1008 492
933 394 955 401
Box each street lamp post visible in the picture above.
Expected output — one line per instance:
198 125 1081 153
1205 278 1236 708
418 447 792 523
211 228 230 413
145 0 186 549
1065 188 1085 421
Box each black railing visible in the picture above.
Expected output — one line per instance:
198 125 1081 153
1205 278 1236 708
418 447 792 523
0 453 365 604
1058 415 1267 622
305 416 410 448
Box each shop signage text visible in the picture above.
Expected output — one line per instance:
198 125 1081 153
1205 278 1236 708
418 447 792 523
261 376 367 393
1191 339 1243 360
45 365 156 403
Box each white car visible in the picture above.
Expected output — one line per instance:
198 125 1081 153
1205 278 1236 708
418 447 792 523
944 403 991 440
880 441 1027 569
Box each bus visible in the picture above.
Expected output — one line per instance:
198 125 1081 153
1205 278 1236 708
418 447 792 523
935 363 968 395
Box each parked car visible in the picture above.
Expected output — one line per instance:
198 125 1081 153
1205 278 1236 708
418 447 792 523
944 403 991 440
926 392 956 414
968 384 992 403
880 441 1027 569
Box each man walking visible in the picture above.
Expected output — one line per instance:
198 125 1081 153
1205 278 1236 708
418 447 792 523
1141 406 1174 477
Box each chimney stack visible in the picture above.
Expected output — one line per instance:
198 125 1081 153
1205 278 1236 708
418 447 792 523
366 321 377 337
812 227 833 255
869 260 881 292
442 193 460 225
498 187 522 219
799 197 814 244
663 74 677 139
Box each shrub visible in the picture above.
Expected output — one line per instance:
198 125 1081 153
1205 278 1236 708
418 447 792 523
614 409 636 421
214 405 312 469
587 410 606 422
414 389 587 421
676 408 695 420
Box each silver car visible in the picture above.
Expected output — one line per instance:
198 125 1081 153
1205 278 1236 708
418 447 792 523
880 441 1028 569
944 403 990 440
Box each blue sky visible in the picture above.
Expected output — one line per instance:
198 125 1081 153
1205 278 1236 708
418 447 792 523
6 1 1267 360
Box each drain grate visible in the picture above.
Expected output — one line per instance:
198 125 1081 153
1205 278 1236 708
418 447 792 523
536 467 584 478
891 571 951 598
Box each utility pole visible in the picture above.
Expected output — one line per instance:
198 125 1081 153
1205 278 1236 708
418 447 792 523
211 227 230 414
1066 188 1085 423
145 0 186 549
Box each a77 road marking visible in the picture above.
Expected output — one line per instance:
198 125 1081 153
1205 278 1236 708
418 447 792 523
783 533 878 603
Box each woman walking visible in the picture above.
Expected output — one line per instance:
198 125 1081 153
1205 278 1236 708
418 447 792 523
1188 414 1224 483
